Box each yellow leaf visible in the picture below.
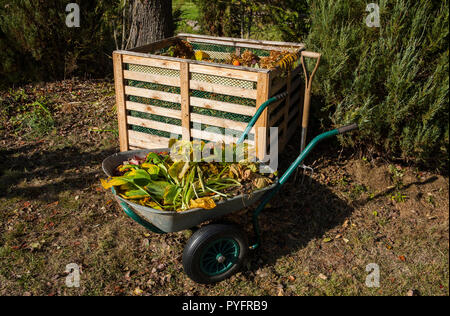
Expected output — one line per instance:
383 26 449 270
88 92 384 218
133 287 144 295
195 50 210 61
189 197 216 210
101 177 128 189
253 177 273 189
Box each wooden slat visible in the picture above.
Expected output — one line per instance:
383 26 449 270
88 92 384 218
113 52 129 152
177 33 305 48
288 106 300 123
180 62 191 141
190 97 255 117
268 98 284 116
191 129 254 145
185 37 302 52
190 80 257 99
123 70 180 86
270 75 287 96
128 130 171 149
291 64 302 78
127 116 183 135
124 86 181 103
122 54 180 70
285 111 300 144
290 77 302 94
255 72 270 159
116 50 270 75
269 105 287 127
189 63 259 81
282 71 292 145
190 113 251 132
129 37 178 53
290 90 301 108
126 101 182 119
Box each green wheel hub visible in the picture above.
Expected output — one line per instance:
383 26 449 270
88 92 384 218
200 238 240 276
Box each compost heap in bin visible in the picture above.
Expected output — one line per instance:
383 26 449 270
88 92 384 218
159 40 300 71
101 140 277 212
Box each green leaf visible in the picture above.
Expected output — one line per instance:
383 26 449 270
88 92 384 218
168 161 190 180
141 163 160 176
145 180 170 200
145 152 162 164
123 190 149 199
163 184 180 205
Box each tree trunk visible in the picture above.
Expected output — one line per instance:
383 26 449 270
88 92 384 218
128 0 173 49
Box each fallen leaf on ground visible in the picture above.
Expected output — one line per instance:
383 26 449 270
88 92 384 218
133 287 144 295
318 274 328 280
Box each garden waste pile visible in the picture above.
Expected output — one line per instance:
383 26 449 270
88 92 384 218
160 39 300 71
101 141 277 212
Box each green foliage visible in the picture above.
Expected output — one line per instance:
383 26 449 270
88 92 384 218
10 99 55 138
305 0 449 171
267 0 310 41
0 0 118 88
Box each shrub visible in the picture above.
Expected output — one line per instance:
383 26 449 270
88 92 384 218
0 0 116 88
305 0 449 171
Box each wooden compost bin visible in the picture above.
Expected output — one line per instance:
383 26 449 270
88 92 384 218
113 33 305 159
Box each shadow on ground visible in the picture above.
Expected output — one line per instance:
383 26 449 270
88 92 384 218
0 143 117 201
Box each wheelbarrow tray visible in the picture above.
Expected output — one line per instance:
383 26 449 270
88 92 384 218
102 149 277 233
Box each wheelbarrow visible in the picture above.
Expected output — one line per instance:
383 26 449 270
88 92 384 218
102 91 358 284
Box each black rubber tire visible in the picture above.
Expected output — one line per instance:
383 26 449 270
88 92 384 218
182 224 248 284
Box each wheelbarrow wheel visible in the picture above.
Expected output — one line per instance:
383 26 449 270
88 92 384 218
182 224 248 284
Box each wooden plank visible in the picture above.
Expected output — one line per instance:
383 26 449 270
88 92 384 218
190 97 255 117
116 50 270 74
123 70 180 86
128 130 171 149
124 86 181 103
282 71 292 146
268 98 284 116
186 37 300 53
290 76 302 94
285 112 300 144
191 129 254 145
129 37 178 53
269 103 286 127
270 75 287 96
289 90 301 108
122 54 180 70
255 72 270 159
113 52 129 152
127 116 183 135
126 101 182 119
190 113 252 132
288 106 300 123
189 63 259 81
177 33 305 48
291 64 302 78
190 80 257 99
180 62 191 141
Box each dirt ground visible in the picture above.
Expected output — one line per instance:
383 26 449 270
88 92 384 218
0 79 448 296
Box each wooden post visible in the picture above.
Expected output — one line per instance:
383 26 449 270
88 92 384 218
180 62 191 141
255 73 270 160
113 52 129 152
281 70 292 151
